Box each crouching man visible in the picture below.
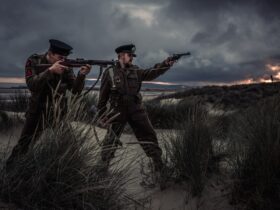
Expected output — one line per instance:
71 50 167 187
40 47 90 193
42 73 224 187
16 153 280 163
6 39 91 168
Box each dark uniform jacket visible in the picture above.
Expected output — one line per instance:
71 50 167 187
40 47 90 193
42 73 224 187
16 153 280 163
25 53 85 114
97 61 170 115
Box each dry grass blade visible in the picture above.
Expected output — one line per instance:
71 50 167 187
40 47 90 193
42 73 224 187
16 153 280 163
0 90 135 210
161 103 218 196
230 96 280 210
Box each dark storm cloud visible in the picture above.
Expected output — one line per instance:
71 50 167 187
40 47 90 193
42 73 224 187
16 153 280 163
2 0 138 74
0 0 171 77
156 0 280 83
0 0 279 85
163 0 280 21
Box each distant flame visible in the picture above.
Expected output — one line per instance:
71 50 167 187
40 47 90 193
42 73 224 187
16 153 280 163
266 63 280 80
237 63 280 85
259 78 272 83
276 72 280 79
237 77 273 85
266 64 280 72
237 78 254 84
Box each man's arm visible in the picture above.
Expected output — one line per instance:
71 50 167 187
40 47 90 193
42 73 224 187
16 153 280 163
65 64 91 94
97 69 111 117
25 57 54 92
64 68 86 94
137 61 172 81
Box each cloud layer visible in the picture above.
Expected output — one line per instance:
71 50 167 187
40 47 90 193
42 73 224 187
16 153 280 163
0 0 279 84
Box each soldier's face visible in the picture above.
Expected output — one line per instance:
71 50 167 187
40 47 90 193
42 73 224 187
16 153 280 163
122 53 133 64
48 51 67 64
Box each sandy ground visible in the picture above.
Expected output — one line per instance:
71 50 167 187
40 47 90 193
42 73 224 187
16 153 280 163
0 120 234 210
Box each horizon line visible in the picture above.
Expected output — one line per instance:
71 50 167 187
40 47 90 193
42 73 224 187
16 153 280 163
0 76 271 87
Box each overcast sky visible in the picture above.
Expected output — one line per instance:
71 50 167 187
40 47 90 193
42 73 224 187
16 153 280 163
0 0 279 85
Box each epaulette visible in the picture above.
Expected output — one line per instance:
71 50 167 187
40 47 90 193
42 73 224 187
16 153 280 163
31 53 40 58
28 53 43 64
29 53 42 60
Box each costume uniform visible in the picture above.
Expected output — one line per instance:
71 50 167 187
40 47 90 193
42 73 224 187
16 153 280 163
97 44 171 170
6 39 86 166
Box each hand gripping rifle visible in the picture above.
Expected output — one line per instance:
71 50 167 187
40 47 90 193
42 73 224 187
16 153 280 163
33 58 116 95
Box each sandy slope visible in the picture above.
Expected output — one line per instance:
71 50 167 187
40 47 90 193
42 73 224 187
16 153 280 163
0 123 233 210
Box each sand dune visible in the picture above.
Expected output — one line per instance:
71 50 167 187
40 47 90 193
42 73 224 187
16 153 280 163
0 122 233 210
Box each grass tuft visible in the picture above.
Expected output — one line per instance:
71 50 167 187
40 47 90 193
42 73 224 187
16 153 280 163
0 91 134 210
230 96 280 210
162 103 218 196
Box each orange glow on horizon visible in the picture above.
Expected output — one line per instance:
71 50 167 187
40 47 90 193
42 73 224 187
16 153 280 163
1 65 280 88
259 78 272 83
266 64 280 72
236 78 254 84
235 63 280 85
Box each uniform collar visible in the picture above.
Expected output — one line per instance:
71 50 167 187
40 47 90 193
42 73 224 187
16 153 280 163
116 61 133 69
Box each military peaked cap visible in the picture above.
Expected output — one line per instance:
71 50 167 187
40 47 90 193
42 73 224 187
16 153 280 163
115 44 136 57
49 39 73 56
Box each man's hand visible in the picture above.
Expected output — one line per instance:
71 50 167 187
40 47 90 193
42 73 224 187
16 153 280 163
164 57 176 66
49 60 68 75
79 64 91 76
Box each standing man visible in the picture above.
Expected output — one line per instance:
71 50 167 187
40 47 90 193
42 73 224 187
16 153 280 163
6 39 91 167
97 44 175 174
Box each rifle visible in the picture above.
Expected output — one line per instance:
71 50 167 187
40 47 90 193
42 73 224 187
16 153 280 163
33 58 116 95
169 52 191 61
32 58 116 70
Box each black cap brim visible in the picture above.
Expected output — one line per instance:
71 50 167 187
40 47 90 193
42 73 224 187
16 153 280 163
49 47 72 56
49 39 73 56
120 50 136 57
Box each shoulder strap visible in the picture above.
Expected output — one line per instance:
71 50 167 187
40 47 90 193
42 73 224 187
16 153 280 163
108 66 116 88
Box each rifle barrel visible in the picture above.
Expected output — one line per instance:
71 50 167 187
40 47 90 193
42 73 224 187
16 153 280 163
33 59 115 69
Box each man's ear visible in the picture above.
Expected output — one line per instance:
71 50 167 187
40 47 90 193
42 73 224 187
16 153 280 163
47 50 53 57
